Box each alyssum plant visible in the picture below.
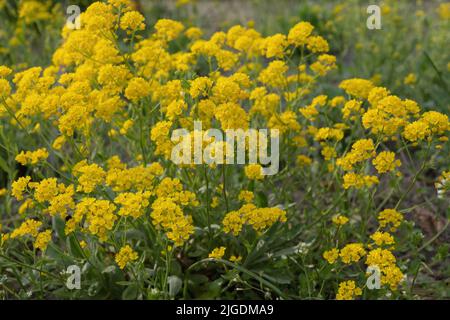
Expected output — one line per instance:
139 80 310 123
0 0 448 300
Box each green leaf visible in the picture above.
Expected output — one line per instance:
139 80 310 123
66 235 85 259
122 284 138 300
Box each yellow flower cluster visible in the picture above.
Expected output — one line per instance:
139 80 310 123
336 280 362 300
15 148 48 165
366 248 404 290
73 162 106 193
208 246 226 259
339 243 366 264
372 151 401 174
68 198 117 241
115 245 138 269
114 191 151 218
34 230 52 251
11 176 31 201
222 203 287 235
244 164 264 180
377 208 403 232
150 178 198 246
324 206 405 293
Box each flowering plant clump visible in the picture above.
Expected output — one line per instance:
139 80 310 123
0 1 448 300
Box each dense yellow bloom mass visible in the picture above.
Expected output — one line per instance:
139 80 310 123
339 78 374 99
244 164 264 180
339 243 366 264
238 190 254 203
332 214 349 226
34 230 52 251
11 176 31 201
125 77 151 101
365 248 404 290
342 173 379 189
0 0 446 300
372 151 401 174
114 191 151 218
370 231 395 247
15 148 49 166
222 203 287 235
288 21 314 46
378 209 403 232
10 219 42 238
151 198 194 246
323 248 339 264
337 139 375 171
74 162 106 193
336 281 362 300
120 11 146 31
115 245 138 269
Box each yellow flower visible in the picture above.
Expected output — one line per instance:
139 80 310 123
222 210 244 235
332 215 349 226
366 248 396 270
12 176 31 201
262 34 287 58
342 173 379 189
52 136 66 150
310 54 337 76
314 127 344 142
337 139 375 171
229 255 242 263
154 19 185 41
372 151 401 174
403 120 430 142
222 204 286 235
339 243 366 264
438 3 450 19
15 148 49 166
209 246 226 259
73 162 106 193
114 191 151 218
73 198 117 241
287 21 314 46
125 77 151 101
0 65 12 77
0 78 11 97
339 78 374 99
238 190 254 203
34 230 52 251
296 155 312 167
336 280 362 300
115 245 138 269
189 77 213 99
151 198 194 246
306 36 329 53
10 219 42 238
377 209 403 232
323 248 339 264
342 100 362 120
185 27 203 40
258 60 288 88
244 164 264 180
370 231 395 247
33 179 62 206
120 11 145 31
403 73 417 86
